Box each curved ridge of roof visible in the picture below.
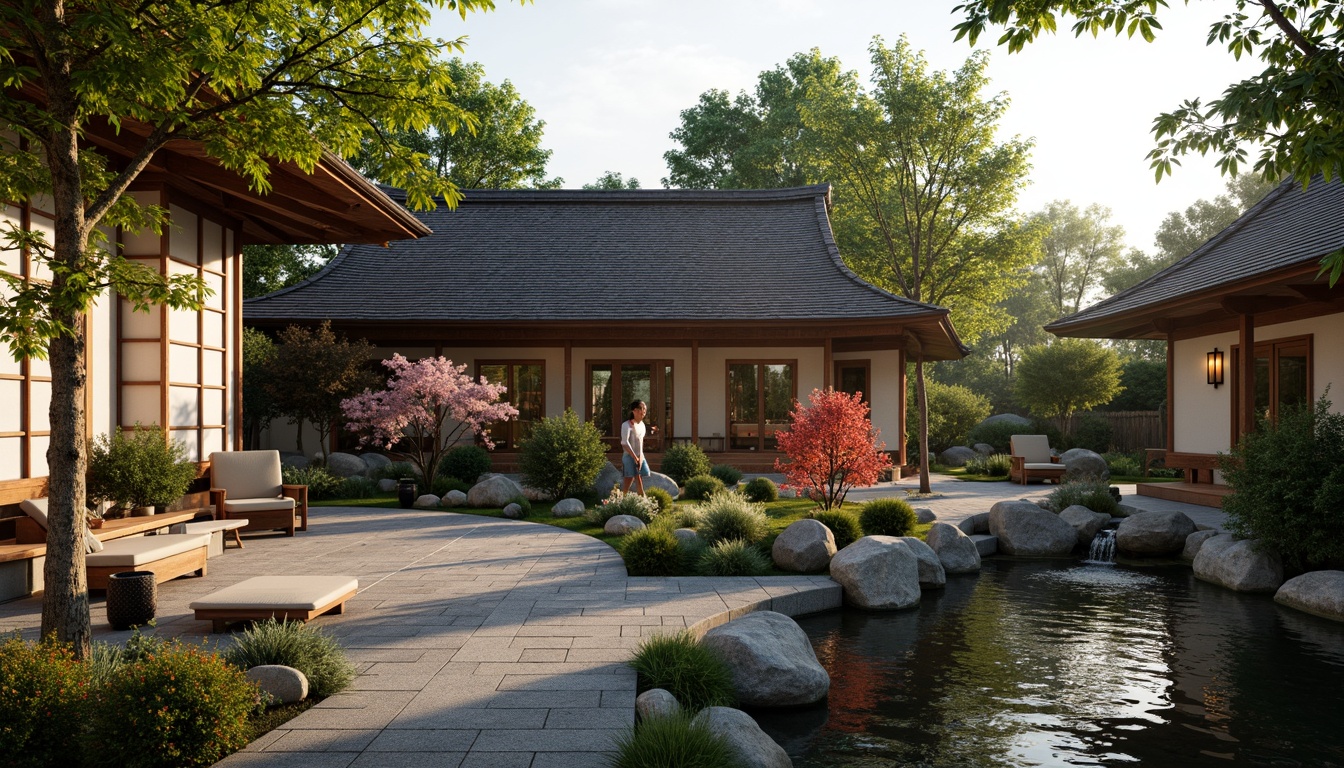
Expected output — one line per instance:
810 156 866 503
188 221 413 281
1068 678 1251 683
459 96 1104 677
376 183 836 206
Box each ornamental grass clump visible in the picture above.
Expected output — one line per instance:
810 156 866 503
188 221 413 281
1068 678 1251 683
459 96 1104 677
1044 481 1118 516
696 492 769 546
621 528 684 577
611 713 737 768
587 489 659 526
629 631 736 712
810 509 862 550
697 539 772 577
224 618 356 698
682 474 726 502
859 498 917 537
0 635 91 768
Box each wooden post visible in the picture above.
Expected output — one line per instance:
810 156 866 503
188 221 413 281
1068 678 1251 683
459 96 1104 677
691 340 699 446
1238 311 1255 440
563 342 572 414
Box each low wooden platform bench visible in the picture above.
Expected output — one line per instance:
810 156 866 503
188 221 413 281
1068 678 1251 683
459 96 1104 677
190 575 358 633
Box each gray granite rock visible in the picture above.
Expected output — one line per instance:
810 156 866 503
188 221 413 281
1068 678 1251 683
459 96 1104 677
377 478 398 493
1116 510 1196 556
1059 448 1109 483
325 451 369 478
521 486 553 502
644 471 680 499
925 522 982 574
440 489 467 508
467 474 525 508
1115 503 1143 517
913 507 936 524
692 707 792 768
1059 505 1111 547
989 500 1077 556
1182 529 1220 561
973 443 996 456
1275 571 1344 622
939 446 978 467
828 536 922 610
635 688 681 721
551 498 586 517
1193 534 1284 593
592 462 621 497
771 519 837 573
247 665 308 705
604 514 646 535
280 453 309 469
957 512 990 535
970 534 998 556
412 494 441 509
361 453 393 473
701 611 829 707
891 536 944 588
502 502 525 519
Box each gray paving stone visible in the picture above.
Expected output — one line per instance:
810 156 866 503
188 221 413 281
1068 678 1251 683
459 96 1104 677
364 729 479 752
389 707 548 730
471 728 622 752
544 707 634 729
349 753 464 768
530 752 616 768
264 729 380 752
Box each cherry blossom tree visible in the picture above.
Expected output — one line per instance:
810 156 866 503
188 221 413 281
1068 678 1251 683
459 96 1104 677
341 355 518 484
774 388 892 510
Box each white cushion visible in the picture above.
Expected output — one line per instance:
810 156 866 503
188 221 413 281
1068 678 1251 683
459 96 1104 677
20 498 48 527
179 520 249 534
223 498 295 514
86 533 210 568
190 575 359 612
1022 463 1064 471
1011 435 1054 463
85 532 104 554
210 451 284 501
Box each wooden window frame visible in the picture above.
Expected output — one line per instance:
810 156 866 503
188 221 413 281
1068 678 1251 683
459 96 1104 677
585 360 674 452
477 360 546 450
725 359 798 452
1230 333 1313 440
835 359 871 404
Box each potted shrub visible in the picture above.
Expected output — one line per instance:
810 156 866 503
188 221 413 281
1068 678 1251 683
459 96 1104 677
87 424 199 516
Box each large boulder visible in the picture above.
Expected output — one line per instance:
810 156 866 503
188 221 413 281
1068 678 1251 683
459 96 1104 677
280 453 310 470
643 471 680 499
988 500 1077 556
957 512 990 535
977 413 1032 429
361 453 393 474
925 522 981 574
692 707 792 768
700 611 829 707
771 519 837 573
973 443 996 456
325 451 369 478
828 536 922 610
636 688 681 721
592 462 621 497
1116 510 1196 556
246 665 308 705
604 515 646 536
1275 571 1344 622
1059 505 1111 547
1182 529 1220 561
1193 534 1284 593
440 489 467 508
551 498 586 517
1059 448 1109 484
939 446 978 467
672 528 702 546
467 474 525 508
521 486 553 502
894 536 946 589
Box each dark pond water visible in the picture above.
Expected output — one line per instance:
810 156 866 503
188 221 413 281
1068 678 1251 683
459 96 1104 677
753 559 1344 767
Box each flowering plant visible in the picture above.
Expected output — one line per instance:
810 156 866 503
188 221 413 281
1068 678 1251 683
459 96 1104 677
774 388 891 510
587 488 659 525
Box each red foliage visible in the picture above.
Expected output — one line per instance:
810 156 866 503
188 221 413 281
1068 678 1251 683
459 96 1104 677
774 388 891 510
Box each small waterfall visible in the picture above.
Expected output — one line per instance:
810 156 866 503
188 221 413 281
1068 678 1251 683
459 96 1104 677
1085 529 1117 564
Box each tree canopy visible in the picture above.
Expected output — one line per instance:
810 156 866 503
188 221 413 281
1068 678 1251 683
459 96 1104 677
583 171 641 190
1015 339 1124 433
1031 201 1126 317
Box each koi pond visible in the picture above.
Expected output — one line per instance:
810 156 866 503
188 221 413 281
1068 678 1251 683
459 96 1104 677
754 559 1344 767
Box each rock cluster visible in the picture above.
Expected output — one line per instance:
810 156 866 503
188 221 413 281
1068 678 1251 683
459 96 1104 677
1193 534 1283 592
828 536 921 609
988 500 1076 556
1116 510 1196 556
771 519 836 573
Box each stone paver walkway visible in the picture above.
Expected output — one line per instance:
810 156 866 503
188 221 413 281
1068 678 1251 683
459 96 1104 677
0 476 1224 767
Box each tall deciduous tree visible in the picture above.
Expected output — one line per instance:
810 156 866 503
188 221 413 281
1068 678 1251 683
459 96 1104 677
1 0 500 652
266 322 377 456
1014 339 1124 434
583 171 641 190
242 244 337 299
775 388 891 510
798 36 1039 492
952 0 1344 284
242 328 279 451
1031 201 1126 316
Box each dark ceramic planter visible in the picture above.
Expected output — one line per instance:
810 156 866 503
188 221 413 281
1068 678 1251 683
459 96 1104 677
106 571 157 630
398 479 417 508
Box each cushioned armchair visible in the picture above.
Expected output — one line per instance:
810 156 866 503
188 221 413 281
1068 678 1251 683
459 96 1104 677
1009 435 1066 486
209 451 307 535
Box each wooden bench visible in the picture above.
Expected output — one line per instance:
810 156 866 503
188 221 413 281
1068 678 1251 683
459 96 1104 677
190 575 358 633
85 533 211 590
1163 451 1223 483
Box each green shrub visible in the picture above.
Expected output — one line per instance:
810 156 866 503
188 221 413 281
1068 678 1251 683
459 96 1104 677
909 379 992 453
518 408 609 500
966 418 1036 454
507 494 533 516
696 493 769 545
628 631 736 712
962 453 989 475
621 528 684 577
431 476 471 497
1044 481 1118 516
87 424 199 510
611 713 737 768
224 618 356 698
985 453 1013 477
1106 454 1142 477
682 474 725 502
697 539 771 577
811 509 861 550
374 461 418 481
646 487 674 514
664 505 704 530
708 464 742 487
337 475 378 498
742 476 778 503
439 445 492 483
860 498 917 537
588 490 659 526
89 642 258 768
661 444 712 486
281 464 344 500
1222 394 1344 570
0 635 91 768
1073 414 1114 453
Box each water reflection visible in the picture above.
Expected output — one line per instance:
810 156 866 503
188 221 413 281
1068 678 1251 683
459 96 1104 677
753 560 1344 767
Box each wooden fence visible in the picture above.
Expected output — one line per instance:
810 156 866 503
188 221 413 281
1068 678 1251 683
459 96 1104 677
1064 410 1165 453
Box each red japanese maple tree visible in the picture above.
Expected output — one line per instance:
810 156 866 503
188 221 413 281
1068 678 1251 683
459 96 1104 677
774 388 891 510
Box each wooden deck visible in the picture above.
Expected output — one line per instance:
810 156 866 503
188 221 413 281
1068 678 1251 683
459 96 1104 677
1136 481 1233 508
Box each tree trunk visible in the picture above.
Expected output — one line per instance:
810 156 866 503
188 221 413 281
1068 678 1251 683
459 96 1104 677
295 417 305 454
916 356 931 494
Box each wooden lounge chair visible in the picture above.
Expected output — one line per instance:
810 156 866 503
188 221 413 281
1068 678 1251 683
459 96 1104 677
209 451 308 535
190 575 358 633
1009 435 1066 485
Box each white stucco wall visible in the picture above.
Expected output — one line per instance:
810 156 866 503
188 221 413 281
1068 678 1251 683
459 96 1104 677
834 349 904 451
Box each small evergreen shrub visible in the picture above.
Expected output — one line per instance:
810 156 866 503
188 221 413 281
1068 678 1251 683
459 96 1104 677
811 510 861 550
660 444 712 486
518 409 609 500
224 618 356 697
90 642 258 768
628 631 736 712
1044 481 1119 516
507 494 533 516
696 493 769 545
0 635 91 768
282 464 344 500
682 474 725 501
963 453 989 475
431 476 472 497
646 487 674 514
621 528 684 576
1073 414 1114 453
697 539 771 577
860 498 917 537
587 489 659 526
708 463 742 487
1105 453 1142 477
742 476 778 503
87 424 199 510
611 713 737 768
439 445 492 483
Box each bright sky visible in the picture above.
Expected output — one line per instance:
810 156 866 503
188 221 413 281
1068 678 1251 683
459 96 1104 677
430 1 1259 254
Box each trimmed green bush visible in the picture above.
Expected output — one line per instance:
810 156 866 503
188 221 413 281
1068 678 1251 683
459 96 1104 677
621 528 684 577
646 487 674 515
518 408 609 500
860 498 917 537
629 631 736 712
966 419 1035 454
224 618 356 698
281 464 344 500
611 713 737 768
588 490 659 526
742 476 778 503
507 494 533 516
910 379 992 453
1105 453 1142 477
697 539 771 577
661 444 712 486
431 476 471 497
682 474 725 502
0 635 91 768
1044 481 1119 516
696 493 769 545
439 445 492 483
811 509 861 550
87 423 199 510
708 464 742 487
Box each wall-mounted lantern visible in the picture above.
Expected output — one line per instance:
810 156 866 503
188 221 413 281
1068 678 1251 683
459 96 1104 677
1207 348 1224 388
